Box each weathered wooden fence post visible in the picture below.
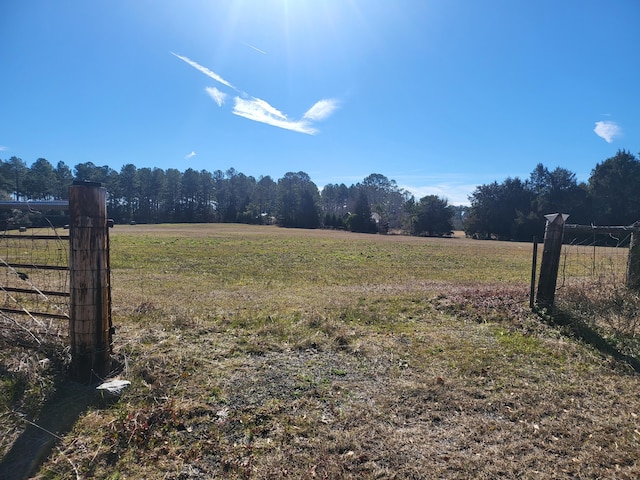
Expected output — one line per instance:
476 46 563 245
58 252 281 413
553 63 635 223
530 237 538 309
68 181 111 383
627 224 640 291
535 213 569 310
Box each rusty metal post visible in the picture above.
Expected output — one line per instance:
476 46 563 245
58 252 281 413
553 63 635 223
68 181 111 383
536 213 569 310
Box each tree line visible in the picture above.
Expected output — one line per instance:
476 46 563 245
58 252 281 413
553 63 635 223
464 149 640 241
1 149 638 240
0 157 457 236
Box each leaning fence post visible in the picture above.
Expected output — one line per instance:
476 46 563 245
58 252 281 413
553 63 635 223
535 213 569 310
68 181 111 383
627 224 640 291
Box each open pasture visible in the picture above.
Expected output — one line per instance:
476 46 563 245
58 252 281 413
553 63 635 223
3 224 639 479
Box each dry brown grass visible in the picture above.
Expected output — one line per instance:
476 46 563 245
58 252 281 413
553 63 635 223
1 224 639 479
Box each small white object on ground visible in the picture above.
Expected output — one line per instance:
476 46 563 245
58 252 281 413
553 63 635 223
96 379 131 398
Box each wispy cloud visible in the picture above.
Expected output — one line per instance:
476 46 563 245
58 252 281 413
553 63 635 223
233 97 317 135
0 146 7 152
185 151 196 159
244 43 267 55
171 52 239 92
304 99 339 121
205 87 226 107
247 97 287 120
173 51 338 134
594 120 622 143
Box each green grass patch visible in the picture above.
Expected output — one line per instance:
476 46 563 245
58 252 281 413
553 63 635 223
2 224 639 479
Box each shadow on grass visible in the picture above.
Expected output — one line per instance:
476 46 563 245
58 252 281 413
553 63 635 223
0 332 119 480
539 307 640 373
0 379 95 480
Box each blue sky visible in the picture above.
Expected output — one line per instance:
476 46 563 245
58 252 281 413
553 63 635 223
1 0 638 205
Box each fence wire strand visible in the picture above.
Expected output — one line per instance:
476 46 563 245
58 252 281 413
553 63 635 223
555 229 640 345
558 231 631 292
0 214 70 343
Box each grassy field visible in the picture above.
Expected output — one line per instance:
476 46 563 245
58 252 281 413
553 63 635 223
1 224 639 479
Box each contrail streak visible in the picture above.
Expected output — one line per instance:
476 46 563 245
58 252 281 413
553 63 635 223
171 52 239 92
244 43 267 55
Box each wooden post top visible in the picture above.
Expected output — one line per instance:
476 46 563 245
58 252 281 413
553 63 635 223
544 213 570 225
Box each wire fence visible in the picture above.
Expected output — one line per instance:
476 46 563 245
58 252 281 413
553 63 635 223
554 227 640 346
557 230 631 293
1 188 115 384
0 205 71 345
